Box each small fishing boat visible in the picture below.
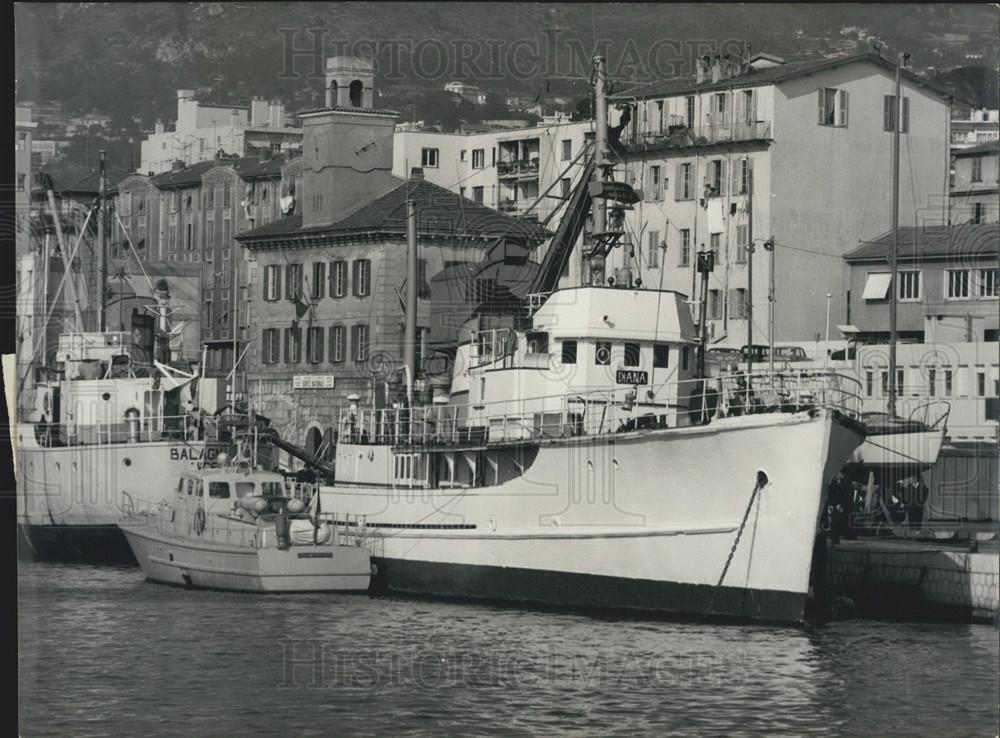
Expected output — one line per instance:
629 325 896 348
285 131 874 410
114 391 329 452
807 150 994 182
118 458 372 593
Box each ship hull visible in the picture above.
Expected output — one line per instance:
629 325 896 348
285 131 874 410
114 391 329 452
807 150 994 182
16 431 226 563
322 409 863 623
118 523 372 592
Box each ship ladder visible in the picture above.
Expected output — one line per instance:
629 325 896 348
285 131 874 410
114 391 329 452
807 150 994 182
703 471 767 620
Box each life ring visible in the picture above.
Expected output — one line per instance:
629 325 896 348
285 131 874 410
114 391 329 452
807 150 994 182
193 507 206 535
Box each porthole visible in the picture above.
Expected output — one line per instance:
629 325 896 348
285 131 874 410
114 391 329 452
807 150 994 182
102 392 111 401
123 457 132 467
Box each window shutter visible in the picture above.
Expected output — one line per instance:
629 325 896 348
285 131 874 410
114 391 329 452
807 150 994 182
314 327 324 363
817 88 825 125
283 328 290 363
883 96 893 132
719 160 728 198
674 163 683 200
731 160 741 196
361 259 370 296
902 97 909 133
329 262 336 297
262 329 268 363
838 90 849 127
262 265 271 301
273 265 281 300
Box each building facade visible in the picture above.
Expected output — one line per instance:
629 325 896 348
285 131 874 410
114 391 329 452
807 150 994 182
602 51 953 347
236 57 546 463
140 90 302 174
844 224 999 343
951 108 999 149
950 141 999 225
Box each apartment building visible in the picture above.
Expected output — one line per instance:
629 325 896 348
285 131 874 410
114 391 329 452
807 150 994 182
951 108 999 149
392 119 595 226
140 90 301 174
950 141 999 224
604 51 952 347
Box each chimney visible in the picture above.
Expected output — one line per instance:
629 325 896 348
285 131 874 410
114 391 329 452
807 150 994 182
410 167 424 180
696 55 710 84
711 55 722 83
154 120 165 135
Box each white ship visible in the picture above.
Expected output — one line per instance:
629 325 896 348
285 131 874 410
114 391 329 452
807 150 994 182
309 54 866 623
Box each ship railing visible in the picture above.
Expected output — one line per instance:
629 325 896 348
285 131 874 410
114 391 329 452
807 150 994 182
337 370 862 448
30 414 223 447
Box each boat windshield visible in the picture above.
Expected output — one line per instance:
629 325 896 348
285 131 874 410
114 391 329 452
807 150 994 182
234 481 256 499
260 481 283 498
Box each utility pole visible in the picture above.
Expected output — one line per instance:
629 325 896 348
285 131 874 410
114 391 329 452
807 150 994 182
766 237 775 378
404 199 419 408
97 150 107 332
746 158 754 392
696 249 714 379
888 53 907 418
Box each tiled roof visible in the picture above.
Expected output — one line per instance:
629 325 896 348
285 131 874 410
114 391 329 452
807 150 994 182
233 153 296 179
150 160 219 189
952 141 1000 158
237 177 550 245
843 224 1000 262
619 51 955 103
33 161 129 195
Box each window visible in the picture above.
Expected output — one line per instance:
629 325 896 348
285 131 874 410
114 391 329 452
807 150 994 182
928 368 936 397
679 229 691 266
330 261 347 298
656 100 664 133
685 95 695 129
653 344 669 368
561 340 577 364
209 482 230 499
647 231 660 268
262 328 279 364
263 264 281 301
560 178 571 197
682 346 689 371
647 165 662 200
329 325 345 363
307 326 324 363
223 183 232 208
203 298 213 330
421 148 439 168
185 222 194 251
311 262 326 300
979 268 998 297
971 157 983 183
472 149 485 169
946 269 971 299
460 186 467 199
738 158 750 195
206 185 215 210
863 272 892 301
561 139 572 161
944 368 953 396
595 341 611 366
352 259 371 297
974 203 985 224
897 270 921 301
222 219 231 253
713 92 728 126
709 233 721 265
865 370 874 396
735 225 749 263
284 326 302 364
286 263 302 301
729 288 748 319
976 369 987 396
460 150 467 162
708 289 722 320
708 160 723 195
623 342 640 367
472 186 484 204
883 96 910 133
675 162 693 200
417 258 431 299
351 324 369 363
168 224 177 253
818 88 848 127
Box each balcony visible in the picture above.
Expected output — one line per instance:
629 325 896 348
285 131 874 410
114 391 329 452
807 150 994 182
497 159 540 178
618 120 773 156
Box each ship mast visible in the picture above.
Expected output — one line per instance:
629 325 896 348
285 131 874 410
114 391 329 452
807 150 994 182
405 198 418 407
97 150 107 332
888 53 907 419
589 55 609 286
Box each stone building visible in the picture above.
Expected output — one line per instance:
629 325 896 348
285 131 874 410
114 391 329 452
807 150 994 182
236 57 546 463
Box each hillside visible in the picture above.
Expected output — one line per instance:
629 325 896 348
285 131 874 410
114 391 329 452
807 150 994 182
15 3 999 128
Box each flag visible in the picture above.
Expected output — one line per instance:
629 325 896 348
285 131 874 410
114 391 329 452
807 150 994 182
293 290 311 320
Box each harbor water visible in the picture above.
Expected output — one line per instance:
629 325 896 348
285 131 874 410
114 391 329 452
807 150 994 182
18 562 999 737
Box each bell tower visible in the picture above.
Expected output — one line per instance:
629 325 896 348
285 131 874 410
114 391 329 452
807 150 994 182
324 56 375 109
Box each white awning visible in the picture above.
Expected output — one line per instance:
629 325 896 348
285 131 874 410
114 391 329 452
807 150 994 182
862 273 892 301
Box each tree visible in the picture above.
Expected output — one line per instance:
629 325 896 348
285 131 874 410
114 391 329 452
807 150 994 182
570 96 593 122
